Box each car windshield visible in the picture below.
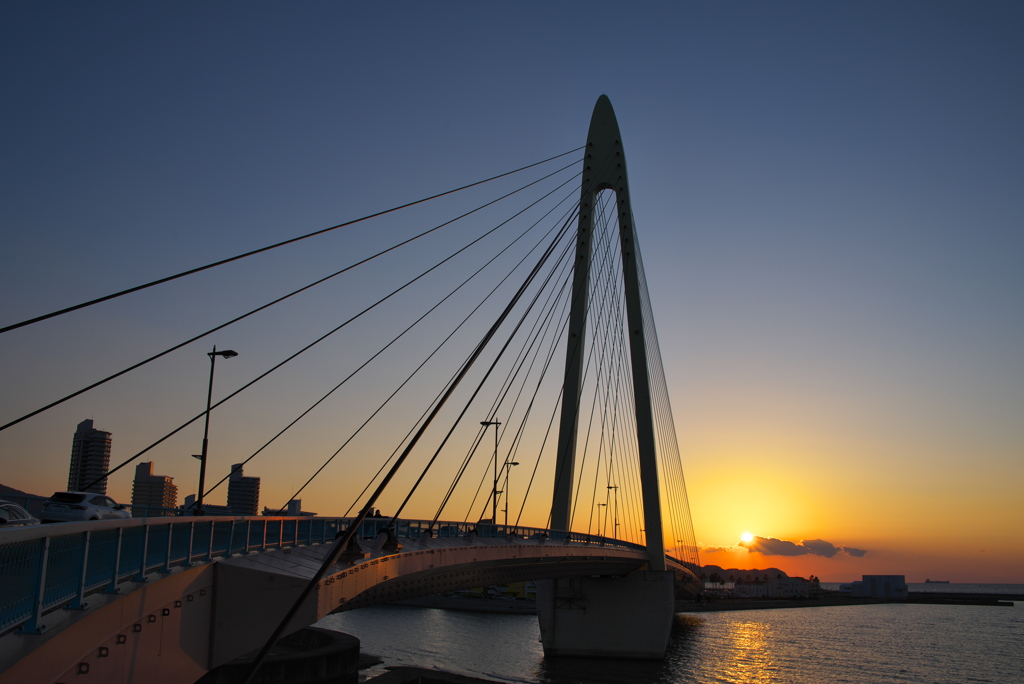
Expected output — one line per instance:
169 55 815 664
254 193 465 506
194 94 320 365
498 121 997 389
49 492 87 504
90 497 115 508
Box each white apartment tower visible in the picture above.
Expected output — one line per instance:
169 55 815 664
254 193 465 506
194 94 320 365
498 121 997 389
227 463 260 516
68 419 111 494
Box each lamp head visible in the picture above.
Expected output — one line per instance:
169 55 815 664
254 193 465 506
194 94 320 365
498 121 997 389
210 349 238 359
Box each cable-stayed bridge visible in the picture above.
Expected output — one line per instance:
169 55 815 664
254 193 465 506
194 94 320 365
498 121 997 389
0 97 702 683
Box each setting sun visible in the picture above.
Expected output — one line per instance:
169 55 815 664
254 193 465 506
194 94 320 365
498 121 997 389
740 531 754 543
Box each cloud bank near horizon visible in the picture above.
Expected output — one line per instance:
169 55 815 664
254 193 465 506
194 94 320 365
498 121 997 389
703 537 868 559
744 536 868 558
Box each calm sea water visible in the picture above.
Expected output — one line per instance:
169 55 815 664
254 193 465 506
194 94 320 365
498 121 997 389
317 585 1023 684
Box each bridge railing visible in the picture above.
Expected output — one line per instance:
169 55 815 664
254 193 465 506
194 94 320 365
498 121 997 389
0 515 641 636
0 516 346 635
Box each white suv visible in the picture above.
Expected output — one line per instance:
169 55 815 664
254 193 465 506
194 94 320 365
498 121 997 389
41 492 132 523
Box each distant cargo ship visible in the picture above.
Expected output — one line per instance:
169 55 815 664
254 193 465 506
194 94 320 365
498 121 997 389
925 579 950 583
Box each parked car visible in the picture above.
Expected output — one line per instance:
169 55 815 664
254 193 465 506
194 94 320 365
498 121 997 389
40 492 132 523
0 500 40 527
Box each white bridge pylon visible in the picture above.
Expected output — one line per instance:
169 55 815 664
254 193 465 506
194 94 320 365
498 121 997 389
551 95 667 569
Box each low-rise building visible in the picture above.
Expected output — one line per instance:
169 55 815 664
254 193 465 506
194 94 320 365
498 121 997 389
733 575 815 599
181 494 233 516
841 575 908 599
262 499 316 516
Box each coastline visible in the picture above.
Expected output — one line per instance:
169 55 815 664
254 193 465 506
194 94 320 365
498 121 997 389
364 665 504 684
390 590 1020 618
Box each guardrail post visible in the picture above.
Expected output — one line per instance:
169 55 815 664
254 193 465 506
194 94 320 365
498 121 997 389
134 525 150 582
106 527 124 593
245 519 252 554
206 521 215 562
68 531 91 610
18 537 51 634
226 520 236 556
164 522 174 572
183 521 195 567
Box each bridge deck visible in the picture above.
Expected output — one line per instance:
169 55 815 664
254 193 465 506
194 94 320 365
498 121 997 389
1 516 699 681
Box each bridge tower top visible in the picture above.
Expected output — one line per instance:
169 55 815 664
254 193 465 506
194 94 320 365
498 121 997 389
551 95 666 571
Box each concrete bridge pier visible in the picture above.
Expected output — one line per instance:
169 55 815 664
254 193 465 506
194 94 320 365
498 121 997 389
536 569 675 659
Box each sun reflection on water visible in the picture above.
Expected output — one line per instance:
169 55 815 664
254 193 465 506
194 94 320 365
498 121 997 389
719 620 777 683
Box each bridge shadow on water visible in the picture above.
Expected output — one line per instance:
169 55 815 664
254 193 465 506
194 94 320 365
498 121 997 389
536 614 704 684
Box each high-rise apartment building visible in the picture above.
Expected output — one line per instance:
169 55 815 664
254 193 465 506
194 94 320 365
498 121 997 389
227 463 260 516
68 419 111 494
131 461 178 514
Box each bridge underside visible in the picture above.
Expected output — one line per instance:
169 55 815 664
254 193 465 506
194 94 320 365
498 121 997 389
211 534 654 664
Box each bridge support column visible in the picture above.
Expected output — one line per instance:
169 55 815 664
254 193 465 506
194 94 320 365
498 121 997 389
536 569 674 659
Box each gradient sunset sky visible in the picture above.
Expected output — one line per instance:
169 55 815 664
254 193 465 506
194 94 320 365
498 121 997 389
2 2 1022 583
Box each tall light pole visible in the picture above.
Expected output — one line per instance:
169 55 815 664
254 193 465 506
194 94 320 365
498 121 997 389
596 502 607 537
608 484 619 539
503 460 519 527
481 420 501 523
195 346 237 515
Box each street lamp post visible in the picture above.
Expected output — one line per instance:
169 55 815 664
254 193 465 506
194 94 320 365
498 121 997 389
608 484 619 539
481 420 501 523
195 346 237 515
596 502 607 537
503 460 519 527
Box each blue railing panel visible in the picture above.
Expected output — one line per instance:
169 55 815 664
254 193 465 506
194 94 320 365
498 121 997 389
117 526 146 580
211 521 233 557
0 539 42 632
229 521 248 555
248 520 265 551
145 524 170 571
83 529 119 593
297 518 311 544
265 520 281 549
168 521 194 564
41 533 86 608
191 521 212 562
281 519 297 546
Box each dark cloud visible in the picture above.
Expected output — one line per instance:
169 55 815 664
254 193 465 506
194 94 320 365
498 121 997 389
701 546 733 554
740 536 868 559
743 537 806 556
802 539 840 558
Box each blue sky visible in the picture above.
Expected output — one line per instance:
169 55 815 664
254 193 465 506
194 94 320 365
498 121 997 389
2 2 1022 580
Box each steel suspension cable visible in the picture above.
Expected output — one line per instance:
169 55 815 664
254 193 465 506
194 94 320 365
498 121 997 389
293 206 584 517
437 244 575 525
464 248 577 525
1 159 582 435
457 266 574 527
567 191 626 530
239 197 573 684
82 172 579 493
1 148 584 336
391 214 578 521
203 175 586 507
